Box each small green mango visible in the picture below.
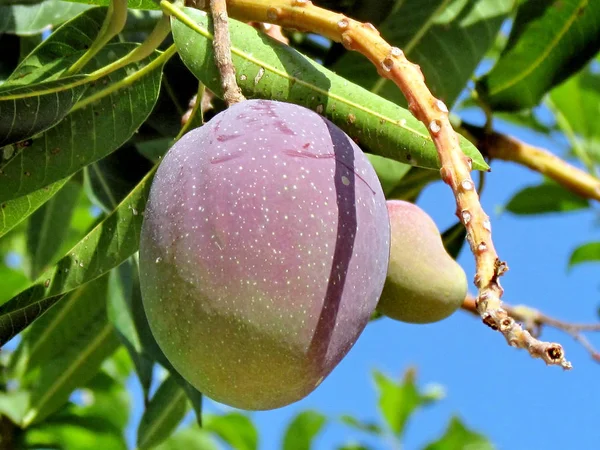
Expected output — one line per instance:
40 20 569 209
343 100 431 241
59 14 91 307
377 200 467 324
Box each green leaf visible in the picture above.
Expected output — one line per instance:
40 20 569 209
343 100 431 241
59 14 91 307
366 154 412 197
569 241 600 268
505 183 589 215
170 6 487 171
15 274 121 426
0 0 90 35
0 75 88 147
282 410 327 450
424 416 493 450
19 419 127 450
107 260 154 399
549 63 600 142
70 369 131 433
333 0 514 107
0 43 165 203
84 143 155 212
0 166 156 347
373 368 439 436
477 0 600 111
65 0 158 11
339 415 383 436
0 391 30 424
26 180 81 278
137 375 189 450
441 221 467 260
8 7 107 79
204 413 258 450
387 166 441 202
154 426 218 450
0 177 71 239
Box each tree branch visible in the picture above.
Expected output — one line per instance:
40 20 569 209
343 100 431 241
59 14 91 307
462 295 599 364
464 127 600 202
182 0 571 368
210 0 245 106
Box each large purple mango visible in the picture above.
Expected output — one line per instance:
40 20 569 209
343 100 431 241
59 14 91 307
139 100 390 410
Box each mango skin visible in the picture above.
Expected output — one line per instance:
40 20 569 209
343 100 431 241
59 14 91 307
376 200 467 324
139 100 390 410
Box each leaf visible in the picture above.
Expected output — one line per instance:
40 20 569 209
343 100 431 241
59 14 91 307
333 0 514 107
339 415 383 436
64 0 158 10
373 368 439 437
71 369 131 433
84 143 155 212
8 6 107 79
204 413 258 450
441 221 467 260
505 182 589 215
0 43 165 203
106 260 154 398
16 274 121 426
0 177 71 239
0 75 88 147
387 166 441 202
137 375 189 450
154 426 218 450
0 165 156 347
170 6 488 171
424 416 493 450
549 64 600 141
0 391 30 424
366 154 412 197
0 0 90 35
282 410 327 450
26 180 81 278
477 0 600 111
569 242 600 268
19 419 127 450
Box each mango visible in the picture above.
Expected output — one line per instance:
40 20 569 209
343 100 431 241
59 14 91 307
139 99 390 410
377 200 467 324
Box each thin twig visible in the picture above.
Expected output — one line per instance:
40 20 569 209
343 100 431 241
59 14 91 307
210 0 245 106
186 0 570 368
462 295 600 364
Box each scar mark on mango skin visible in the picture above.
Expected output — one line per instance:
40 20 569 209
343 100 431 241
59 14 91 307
283 149 376 195
210 152 244 164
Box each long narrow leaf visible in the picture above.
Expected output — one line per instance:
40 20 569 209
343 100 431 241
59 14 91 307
0 44 165 203
477 0 600 111
0 76 88 146
17 274 120 426
170 7 487 171
0 177 71 238
0 0 90 35
26 180 81 278
137 375 189 450
0 165 156 347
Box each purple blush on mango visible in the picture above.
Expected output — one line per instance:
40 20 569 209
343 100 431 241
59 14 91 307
139 99 390 410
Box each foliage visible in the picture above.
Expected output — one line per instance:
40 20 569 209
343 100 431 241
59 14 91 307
0 0 599 448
